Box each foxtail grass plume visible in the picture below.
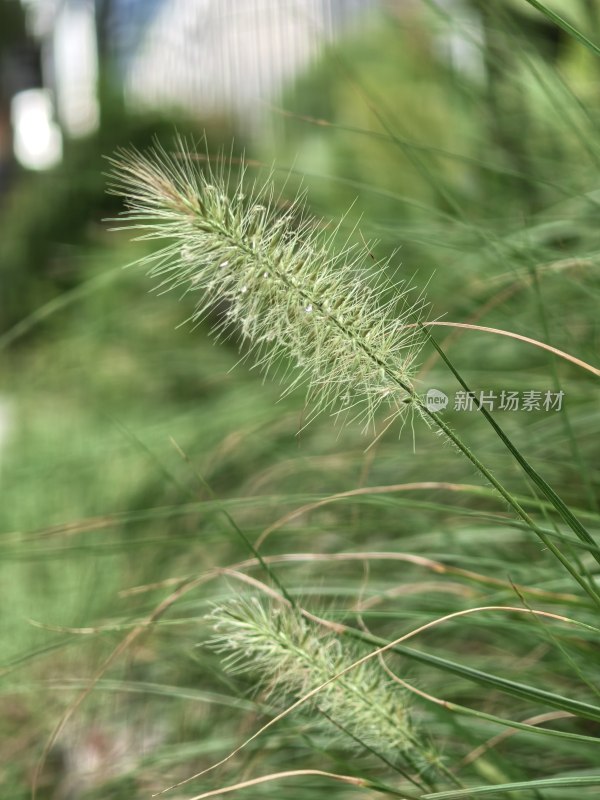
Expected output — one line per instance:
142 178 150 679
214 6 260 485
107 139 427 429
209 597 428 771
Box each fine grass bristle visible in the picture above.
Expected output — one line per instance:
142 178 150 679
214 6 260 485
106 138 428 431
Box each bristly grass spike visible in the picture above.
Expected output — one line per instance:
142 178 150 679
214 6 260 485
106 135 428 432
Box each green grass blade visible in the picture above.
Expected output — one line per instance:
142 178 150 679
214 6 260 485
423 773 600 798
421 697 600 747
425 329 600 567
343 628 600 723
523 0 600 57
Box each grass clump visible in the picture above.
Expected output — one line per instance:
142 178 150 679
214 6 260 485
106 137 600 798
2 4 600 799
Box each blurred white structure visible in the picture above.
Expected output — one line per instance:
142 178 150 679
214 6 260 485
52 0 100 136
16 0 374 163
11 88 63 169
20 0 100 138
122 0 372 124
431 0 484 81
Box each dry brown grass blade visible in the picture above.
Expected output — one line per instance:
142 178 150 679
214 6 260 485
375 649 577 768
182 769 368 800
418 257 596 378
459 711 574 767
422 321 600 376
119 550 581 605
254 481 484 548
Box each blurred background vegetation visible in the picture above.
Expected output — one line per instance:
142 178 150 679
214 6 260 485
1 1 599 798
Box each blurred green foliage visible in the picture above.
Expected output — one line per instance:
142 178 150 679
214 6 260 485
0 0 26 48
0 112 241 333
1 3 599 798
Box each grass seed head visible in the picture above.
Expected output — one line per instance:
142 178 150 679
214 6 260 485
107 138 427 431
208 597 426 769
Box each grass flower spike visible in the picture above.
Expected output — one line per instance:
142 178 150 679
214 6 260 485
209 597 431 775
107 139 427 429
